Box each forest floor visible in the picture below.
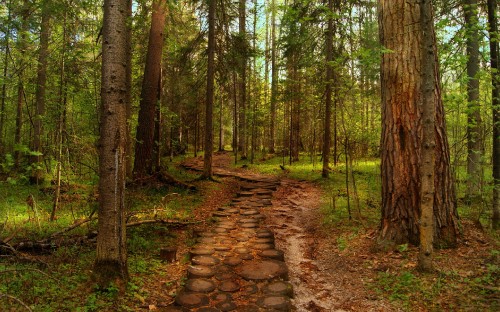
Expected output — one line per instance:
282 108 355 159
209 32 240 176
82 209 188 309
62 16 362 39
0 152 498 311
172 152 499 311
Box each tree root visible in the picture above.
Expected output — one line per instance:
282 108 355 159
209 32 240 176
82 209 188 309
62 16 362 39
0 292 32 311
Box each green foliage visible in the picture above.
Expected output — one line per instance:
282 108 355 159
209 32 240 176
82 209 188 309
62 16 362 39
375 271 420 303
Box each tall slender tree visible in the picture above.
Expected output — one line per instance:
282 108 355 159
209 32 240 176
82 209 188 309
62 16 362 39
94 0 131 287
322 0 334 178
487 0 500 229
238 0 248 159
31 2 51 184
419 0 436 271
133 0 167 177
379 0 459 247
202 0 216 179
269 0 277 154
464 0 483 200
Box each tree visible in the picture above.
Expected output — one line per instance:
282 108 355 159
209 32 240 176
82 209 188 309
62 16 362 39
94 0 131 288
30 2 51 184
238 0 248 159
269 0 277 154
133 0 167 177
322 0 334 178
464 0 482 200
418 0 436 271
202 0 216 179
487 0 500 229
379 0 459 247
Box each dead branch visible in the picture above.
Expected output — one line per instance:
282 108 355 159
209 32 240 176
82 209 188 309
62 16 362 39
49 216 96 239
157 171 197 190
0 292 32 311
0 268 60 284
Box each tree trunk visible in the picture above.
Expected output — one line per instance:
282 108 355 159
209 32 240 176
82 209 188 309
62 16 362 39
202 0 216 179
269 0 277 154
133 0 167 178
418 0 435 271
379 0 459 247
14 2 29 169
0 0 11 155
487 0 500 229
238 0 247 159
322 0 334 178
31 7 50 184
94 0 131 288
464 0 483 200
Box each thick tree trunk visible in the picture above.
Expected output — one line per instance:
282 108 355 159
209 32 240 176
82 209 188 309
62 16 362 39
94 0 131 288
202 0 215 179
322 0 334 178
379 0 459 247
464 0 483 200
238 0 247 159
31 9 50 184
487 0 500 229
133 0 167 177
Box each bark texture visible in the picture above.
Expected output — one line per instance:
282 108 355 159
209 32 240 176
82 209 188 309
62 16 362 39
487 0 500 229
418 0 435 271
322 0 334 178
202 0 215 179
94 0 131 287
31 9 50 184
134 0 167 177
379 0 459 247
238 0 247 159
464 0 483 199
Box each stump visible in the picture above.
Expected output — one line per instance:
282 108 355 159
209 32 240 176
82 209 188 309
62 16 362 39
160 246 177 262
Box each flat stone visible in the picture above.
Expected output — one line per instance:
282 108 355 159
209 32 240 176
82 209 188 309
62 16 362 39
236 259 288 281
241 283 259 295
263 281 294 297
214 227 228 233
224 256 243 266
185 278 217 293
198 308 220 312
256 296 292 311
216 301 237 311
218 280 240 292
211 292 232 302
238 218 258 223
187 265 215 278
255 238 274 244
237 191 255 197
234 247 250 254
239 253 253 260
240 209 259 216
192 255 221 266
256 231 274 239
214 245 231 251
253 243 274 250
241 223 259 228
213 211 232 217
259 249 285 261
175 291 209 309
190 247 215 258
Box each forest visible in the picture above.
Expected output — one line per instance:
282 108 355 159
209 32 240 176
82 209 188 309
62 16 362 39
0 0 499 311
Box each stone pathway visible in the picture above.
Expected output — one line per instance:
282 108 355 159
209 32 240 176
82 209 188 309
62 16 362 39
164 159 294 311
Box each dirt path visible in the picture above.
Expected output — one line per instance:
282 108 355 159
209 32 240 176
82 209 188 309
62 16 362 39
167 153 396 311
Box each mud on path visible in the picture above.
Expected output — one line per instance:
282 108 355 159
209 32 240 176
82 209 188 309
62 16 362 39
264 179 396 312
